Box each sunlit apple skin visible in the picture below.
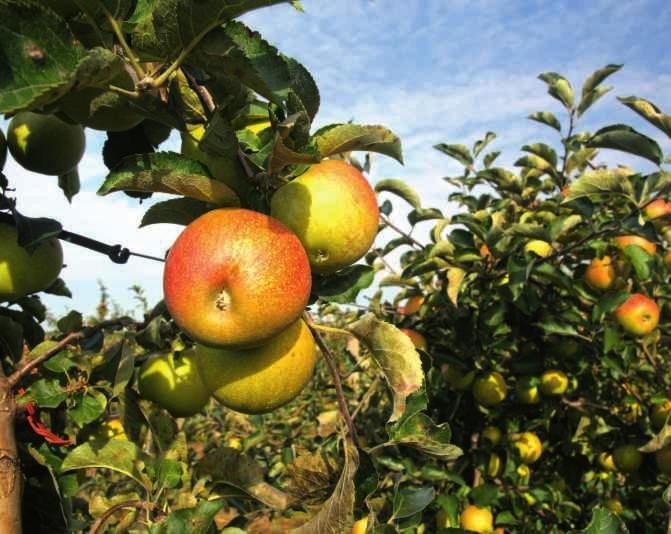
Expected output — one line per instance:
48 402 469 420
614 235 657 255
540 369 568 396
399 328 427 350
270 160 379 274
138 349 210 417
460 505 494 533
524 240 552 257
512 431 543 464
351 517 368 534
472 371 507 406
613 294 659 336
644 199 671 220
584 256 615 291
0 223 63 302
163 208 311 348
516 376 540 405
195 320 317 414
398 295 424 315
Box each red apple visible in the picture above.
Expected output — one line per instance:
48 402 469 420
614 235 656 255
398 295 424 315
584 256 615 291
644 199 671 220
614 294 659 336
400 328 427 350
163 208 311 348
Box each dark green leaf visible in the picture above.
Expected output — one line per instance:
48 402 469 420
312 265 374 304
140 198 211 227
150 500 224 534
23 378 67 409
313 123 403 164
375 179 421 209
68 390 107 427
528 111 561 132
393 486 435 520
0 316 23 361
408 207 443 226
57 310 82 334
582 64 622 98
434 143 473 167
386 412 462 460
569 507 629 533
587 125 663 165
58 168 80 203
622 244 652 281
618 96 671 139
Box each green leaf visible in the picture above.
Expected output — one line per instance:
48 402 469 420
12 211 62 252
150 500 224 534
58 168 80 203
386 413 462 460
408 207 443 226
639 424 671 453
592 292 630 324
112 341 135 399
140 198 211 228
312 123 403 163
157 458 182 490
538 72 575 110
618 96 671 139
470 484 501 507
312 265 374 304
347 314 424 422
393 486 435 520
622 244 652 280
44 278 72 298
587 125 663 165
285 56 320 121
565 168 635 201
375 179 421 209
570 507 629 534
433 143 473 167
578 86 612 117
61 440 151 490
582 64 622 98
473 132 496 158
98 152 240 205
68 390 107 427
522 143 558 168
0 316 23 362
292 439 358 534
532 314 581 338
483 151 501 168
508 223 551 241
528 111 561 132
23 378 67 409
57 310 82 334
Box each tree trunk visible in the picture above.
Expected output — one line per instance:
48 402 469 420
0 375 21 533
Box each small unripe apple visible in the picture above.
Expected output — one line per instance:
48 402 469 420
482 426 502 446
196 320 317 414
584 256 615 291
613 294 659 336
0 223 63 302
138 349 210 417
511 431 543 464
651 399 671 429
472 372 507 406
540 369 568 396
270 160 379 274
163 208 312 348
524 239 552 257
612 444 643 473
515 376 540 404
399 328 427 350
656 446 671 475
614 235 657 255
460 505 493 533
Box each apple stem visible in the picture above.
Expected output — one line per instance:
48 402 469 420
304 313 360 448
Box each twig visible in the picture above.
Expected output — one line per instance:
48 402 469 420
561 397 609 412
304 312 360 448
309 323 351 337
88 500 163 534
379 214 424 249
373 248 399 275
470 432 482 487
559 111 576 187
101 7 146 80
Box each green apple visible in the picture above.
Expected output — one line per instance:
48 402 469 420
270 160 379 274
612 444 643 473
472 371 507 406
516 376 540 404
0 223 63 302
138 349 210 417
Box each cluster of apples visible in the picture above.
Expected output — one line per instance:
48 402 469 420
139 159 380 417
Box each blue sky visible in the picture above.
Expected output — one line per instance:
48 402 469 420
2 0 670 318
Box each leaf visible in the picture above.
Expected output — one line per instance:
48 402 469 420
150 500 224 534
292 439 358 534
549 214 582 241
393 486 435 520
639 424 671 453
12 211 62 252
140 198 212 227
578 86 612 117
386 412 463 460
0 316 23 362
582 64 622 98
112 341 135 398
68 390 107 427
312 123 403 164
157 458 182 490
565 168 635 201
23 379 67 409
312 265 374 304
483 150 501 168
622 244 652 281
587 125 663 165
569 507 629 534
446 268 465 306
375 179 421 209
285 56 320 121
347 314 424 422
58 168 80 203
473 132 496 158
528 111 561 132
522 143 558 168
61 440 151 490
97 152 240 205
618 96 671 139
532 314 581 338
57 310 83 334
433 143 473 167
408 207 443 226
538 72 575 110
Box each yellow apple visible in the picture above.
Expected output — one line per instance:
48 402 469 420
540 370 568 396
472 372 507 406
512 432 543 464
524 240 552 257
460 504 494 533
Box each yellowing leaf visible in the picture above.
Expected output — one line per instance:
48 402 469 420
447 268 465 306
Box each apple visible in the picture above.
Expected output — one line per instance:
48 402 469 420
163 208 311 348
644 199 671 220
7 111 85 175
515 376 540 404
195 319 317 414
472 371 507 406
613 294 659 336
270 160 379 274
612 444 643 473
86 418 128 442
517 464 531 479
614 235 656 255
442 365 475 391
399 328 427 350
540 369 568 396
351 517 368 534
584 256 615 291
511 432 543 464
479 243 492 258
487 452 502 477
656 446 671 475
597 452 616 471
181 124 251 197
482 426 502 446
665 250 671 269
460 505 494 533
651 399 671 429
524 240 552 257
0 223 63 302
398 295 424 315
138 349 210 417
605 498 623 515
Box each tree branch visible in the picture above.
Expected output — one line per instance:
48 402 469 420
379 214 424 249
